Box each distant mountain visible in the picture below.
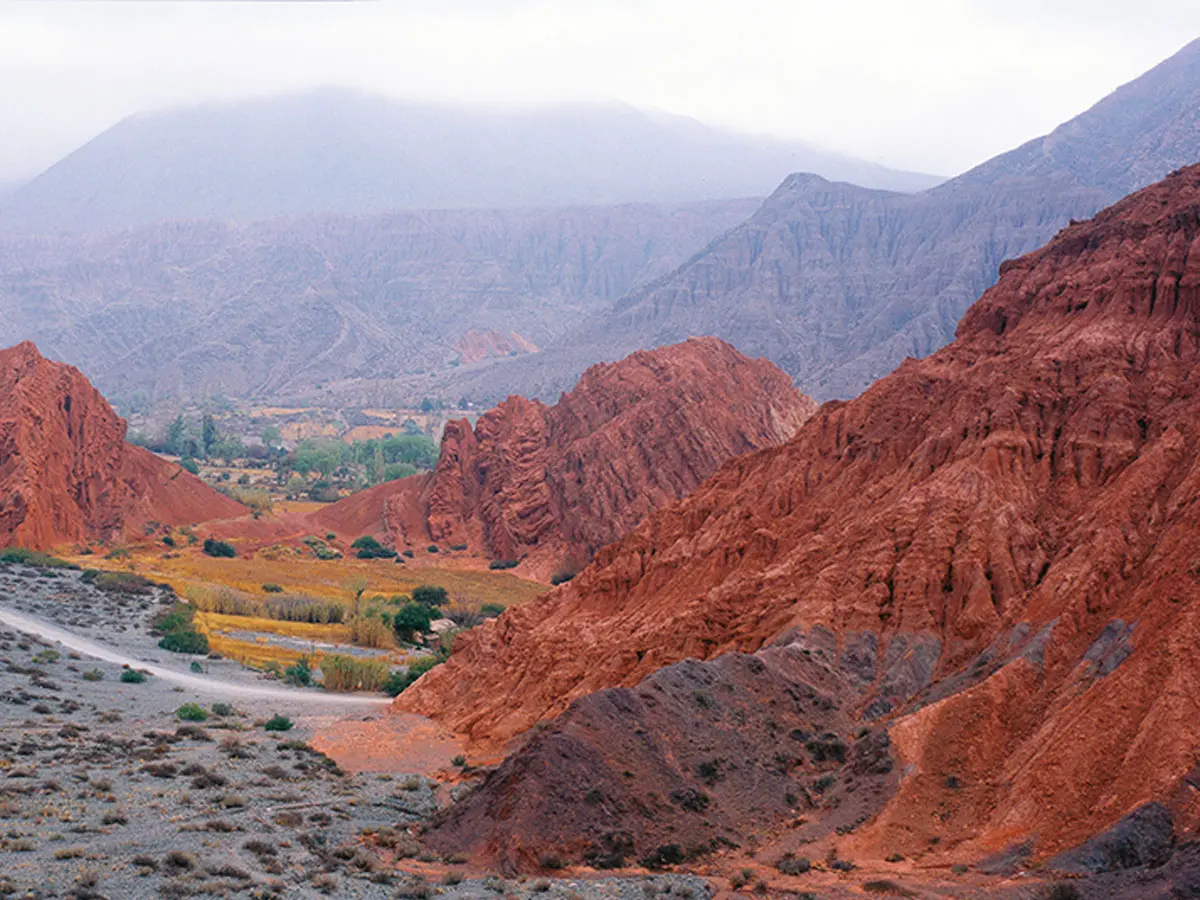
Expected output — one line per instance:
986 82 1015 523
0 91 942 233
463 37 1200 403
0 199 760 404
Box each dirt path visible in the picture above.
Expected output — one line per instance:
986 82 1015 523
0 603 390 707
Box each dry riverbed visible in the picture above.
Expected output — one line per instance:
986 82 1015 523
0 562 711 899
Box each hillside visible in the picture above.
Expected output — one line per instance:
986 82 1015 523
0 342 243 550
463 36 1200 403
310 337 814 578
0 92 941 233
0 200 759 405
402 165 1200 875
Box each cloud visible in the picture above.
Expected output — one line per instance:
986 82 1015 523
0 0 1196 180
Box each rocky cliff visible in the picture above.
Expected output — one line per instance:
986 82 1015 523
462 37 1200 403
0 342 243 549
311 337 814 576
0 200 759 406
403 165 1200 871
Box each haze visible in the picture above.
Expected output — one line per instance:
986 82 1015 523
1 0 1198 183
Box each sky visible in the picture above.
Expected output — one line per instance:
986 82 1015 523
0 0 1198 183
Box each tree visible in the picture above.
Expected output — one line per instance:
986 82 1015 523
201 414 219 458
392 602 434 642
411 585 448 607
166 415 187 456
346 575 369 614
261 425 282 449
368 443 385 485
180 457 201 476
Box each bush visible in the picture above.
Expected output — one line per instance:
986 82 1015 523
480 602 505 618
347 615 395 649
0 547 76 569
92 571 156 594
162 535 176 547
383 656 442 696
320 655 390 692
264 715 293 732
450 754 466 767
550 571 576 585
180 457 201 476
488 559 519 570
120 669 148 684
392 603 434 641
285 657 312 687
351 535 397 560
81 668 104 682
211 703 234 717
202 537 236 558
448 544 468 552
177 703 209 722
426 544 439 554
776 855 811 875
159 630 210 655
262 583 283 593
411 585 448 607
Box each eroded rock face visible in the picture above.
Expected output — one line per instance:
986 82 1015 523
401 165 1200 863
313 337 815 576
0 342 242 549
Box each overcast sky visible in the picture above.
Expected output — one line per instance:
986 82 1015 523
0 0 1197 182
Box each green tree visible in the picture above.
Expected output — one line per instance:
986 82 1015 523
411 585 448 607
166 415 187 456
261 425 282 449
392 603 434 642
201 414 219 458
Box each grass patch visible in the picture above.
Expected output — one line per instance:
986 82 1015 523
320 655 389 692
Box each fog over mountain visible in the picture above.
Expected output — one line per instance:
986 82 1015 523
0 91 941 234
455 36 1200 403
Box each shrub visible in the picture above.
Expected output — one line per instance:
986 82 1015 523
0 547 76 569
284 657 312 687
776 855 811 875
347 615 395 649
392 602 434 641
264 715 293 732
450 754 466 767
410 585 448 607
202 537 236 558
550 571 576 585
81 668 104 682
177 703 209 722
384 656 442 696
480 602 505 618
92 571 155 594
426 544 439 554
863 881 916 896
488 558 519 570
325 532 336 541
211 703 234 717
180 457 201 475
402 549 415 558
320 655 390 692
640 844 685 869
159 630 209 655
162 535 176 547
351 535 397 560
1047 886 1081 900
262 583 283 593
448 544 468 552
120 668 147 684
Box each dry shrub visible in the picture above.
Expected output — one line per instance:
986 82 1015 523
346 615 395 649
320 655 390 692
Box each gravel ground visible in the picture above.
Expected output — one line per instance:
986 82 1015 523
0 562 713 899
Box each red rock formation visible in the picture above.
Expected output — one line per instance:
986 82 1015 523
0 342 243 550
400 165 1200 862
311 337 815 577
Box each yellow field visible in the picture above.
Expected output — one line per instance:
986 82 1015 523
194 611 403 670
68 546 547 610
